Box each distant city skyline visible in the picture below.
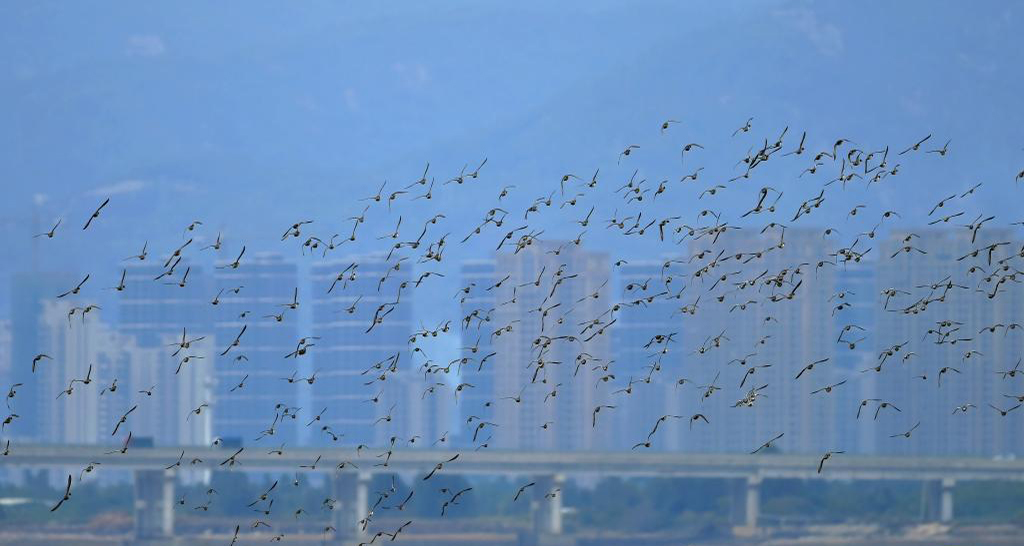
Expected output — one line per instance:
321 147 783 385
4 227 1022 459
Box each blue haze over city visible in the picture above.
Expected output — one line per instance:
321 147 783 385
1 2 1023 545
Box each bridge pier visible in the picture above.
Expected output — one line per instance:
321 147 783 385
940 478 955 523
532 473 565 535
921 478 955 523
331 471 370 543
920 480 938 521
729 479 744 524
745 476 761 529
730 476 761 535
133 469 175 542
522 474 571 546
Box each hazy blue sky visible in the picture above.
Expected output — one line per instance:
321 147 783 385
2 1 1022 321
3 6 1024 537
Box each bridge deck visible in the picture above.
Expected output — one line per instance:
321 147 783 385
2 444 1022 481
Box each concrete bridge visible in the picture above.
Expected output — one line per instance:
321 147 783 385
4 444 1023 544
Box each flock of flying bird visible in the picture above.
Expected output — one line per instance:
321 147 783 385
9 115 1024 542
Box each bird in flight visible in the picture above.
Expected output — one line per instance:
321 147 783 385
750 432 785 454
82 198 110 230
890 422 921 439
513 481 536 502
423 453 459 480
31 353 52 373
899 134 931 155
57 275 89 298
50 475 73 512
35 218 61 239
818 451 845 473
